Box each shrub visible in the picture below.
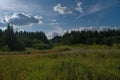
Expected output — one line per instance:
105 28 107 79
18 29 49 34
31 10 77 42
3 45 10 52
33 42 53 50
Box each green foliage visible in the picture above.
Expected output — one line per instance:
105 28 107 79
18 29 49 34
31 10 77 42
3 45 10 52
33 42 53 50
0 24 53 51
3 24 25 51
15 31 52 50
112 43 120 49
51 30 120 46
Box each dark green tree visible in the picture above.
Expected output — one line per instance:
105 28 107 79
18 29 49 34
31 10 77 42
3 24 25 51
51 29 120 46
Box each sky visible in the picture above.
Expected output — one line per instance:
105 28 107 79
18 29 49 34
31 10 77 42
0 0 120 38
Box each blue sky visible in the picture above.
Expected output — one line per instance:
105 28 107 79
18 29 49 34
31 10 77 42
0 0 120 38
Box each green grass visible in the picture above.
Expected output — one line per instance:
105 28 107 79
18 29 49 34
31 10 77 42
0 45 120 80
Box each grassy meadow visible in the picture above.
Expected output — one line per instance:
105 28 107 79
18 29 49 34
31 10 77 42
0 45 120 80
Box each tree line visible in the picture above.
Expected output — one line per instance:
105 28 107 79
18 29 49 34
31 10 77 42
50 30 120 46
0 25 52 51
0 24 120 51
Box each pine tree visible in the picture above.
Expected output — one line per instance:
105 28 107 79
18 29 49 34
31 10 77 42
3 24 25 51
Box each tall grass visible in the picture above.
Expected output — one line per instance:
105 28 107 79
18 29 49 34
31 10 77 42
0 46 120 80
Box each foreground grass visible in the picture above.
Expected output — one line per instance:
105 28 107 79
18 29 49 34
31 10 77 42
0 46 120 80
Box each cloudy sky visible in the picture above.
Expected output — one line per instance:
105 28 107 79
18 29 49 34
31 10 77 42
0 0 120 38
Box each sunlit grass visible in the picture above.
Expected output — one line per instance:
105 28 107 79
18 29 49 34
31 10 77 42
0 45 120 80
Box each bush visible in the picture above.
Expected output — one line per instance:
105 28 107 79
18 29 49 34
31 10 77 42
33 42 53 50
3 45 10 52
112 44 120 49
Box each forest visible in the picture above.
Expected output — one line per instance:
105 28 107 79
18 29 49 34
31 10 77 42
51 29 120 46
0 24 52 51
0 24 120 51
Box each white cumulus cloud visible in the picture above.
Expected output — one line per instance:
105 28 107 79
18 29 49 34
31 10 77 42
1 13 43 26
75 0 84 13
54 4 72 15
47 32 61 39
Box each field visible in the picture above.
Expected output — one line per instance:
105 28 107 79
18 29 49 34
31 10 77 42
0 45 120 80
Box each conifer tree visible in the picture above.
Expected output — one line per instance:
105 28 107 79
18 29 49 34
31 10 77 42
3 24 25 51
